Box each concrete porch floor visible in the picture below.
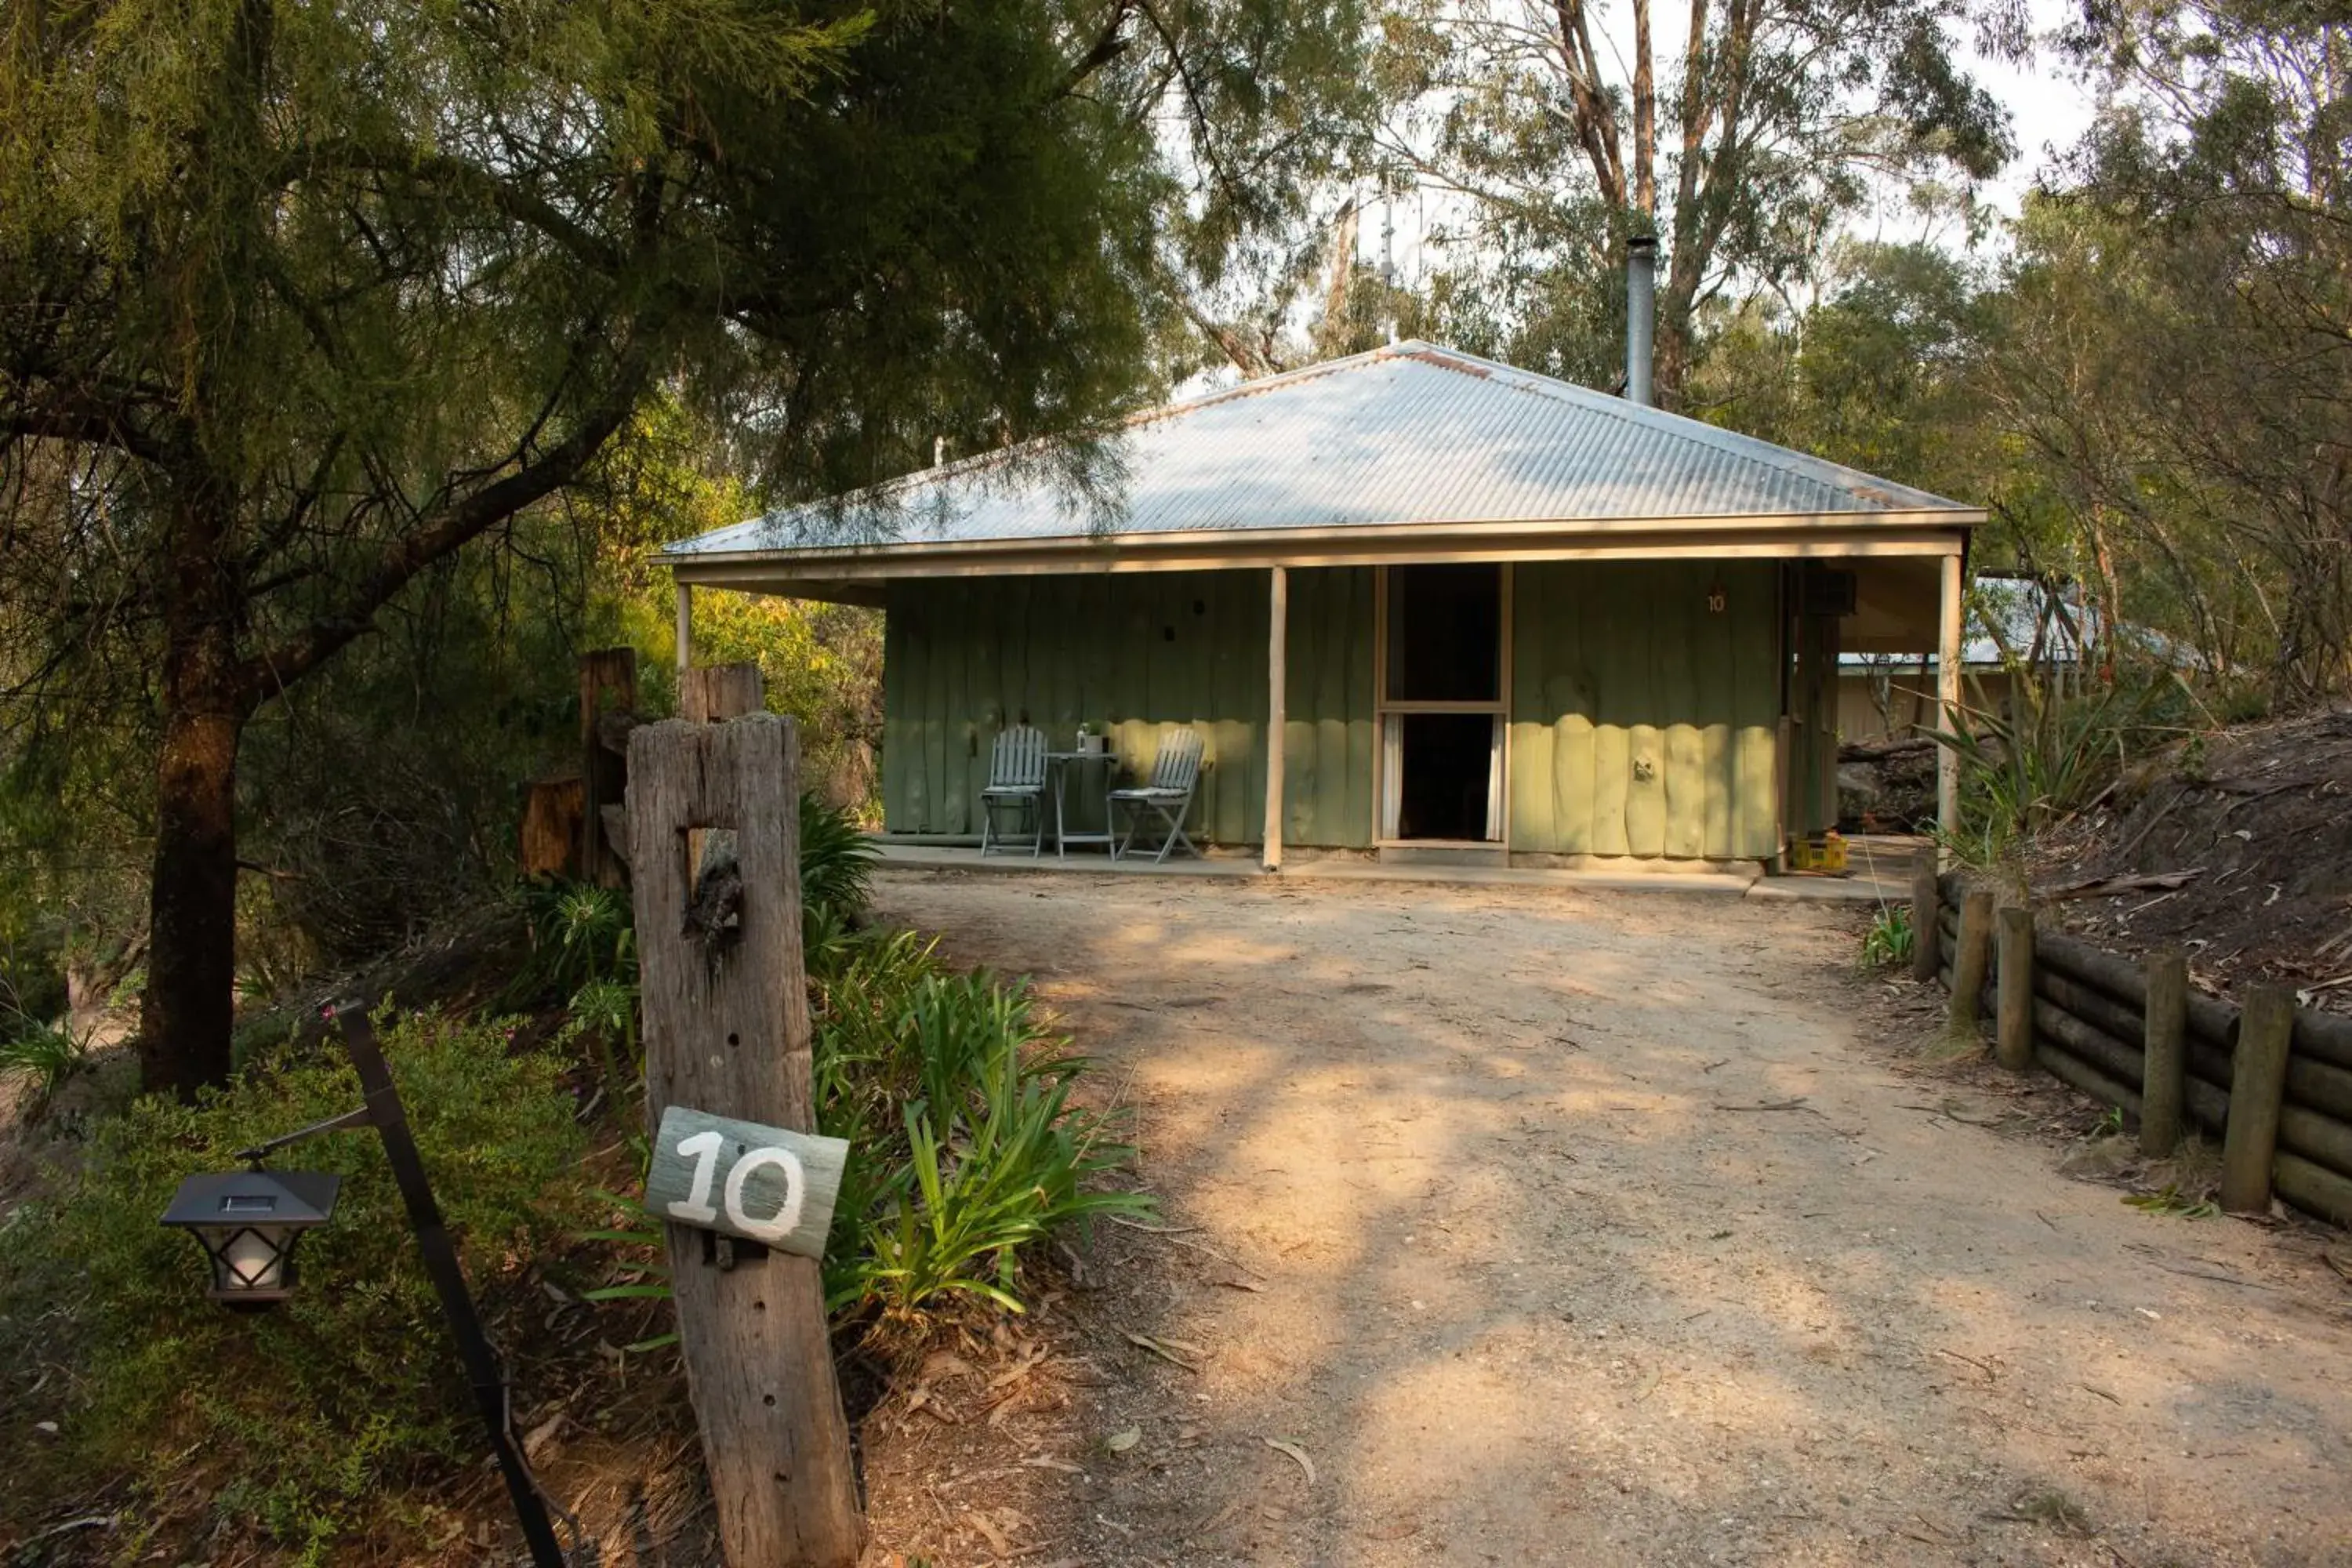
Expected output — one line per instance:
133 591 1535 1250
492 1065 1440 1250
869 834 1926 904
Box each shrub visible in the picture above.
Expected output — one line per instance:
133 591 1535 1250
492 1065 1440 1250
0 1018 93 1105
808 929 1151 1324
533 793 870 1102
0 1011 586 1562
509 880 635 1007
1926 679 2161 867
1860 905 1915 968
798 789 878 929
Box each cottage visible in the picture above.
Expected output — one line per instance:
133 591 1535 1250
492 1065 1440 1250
1838 572 2192 746
662 340 1982 870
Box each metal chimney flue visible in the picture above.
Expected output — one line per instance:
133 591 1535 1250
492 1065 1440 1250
1626 234 1657 408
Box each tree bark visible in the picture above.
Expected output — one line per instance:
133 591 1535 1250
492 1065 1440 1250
140 615 247 1098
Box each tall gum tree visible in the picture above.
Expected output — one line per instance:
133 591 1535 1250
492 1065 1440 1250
1372 0 2016 401
0 0 1357 1094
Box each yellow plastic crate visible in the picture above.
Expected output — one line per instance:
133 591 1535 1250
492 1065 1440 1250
1788 832 1849 873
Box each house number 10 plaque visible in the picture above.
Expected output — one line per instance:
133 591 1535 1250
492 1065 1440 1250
644 1103 849 1260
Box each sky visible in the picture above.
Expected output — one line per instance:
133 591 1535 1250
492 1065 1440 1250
1970 0 2107 219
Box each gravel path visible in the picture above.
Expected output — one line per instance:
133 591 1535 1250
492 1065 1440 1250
867 869 2352 1567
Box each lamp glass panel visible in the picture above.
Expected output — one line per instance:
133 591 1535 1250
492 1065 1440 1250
207 1226 289 1291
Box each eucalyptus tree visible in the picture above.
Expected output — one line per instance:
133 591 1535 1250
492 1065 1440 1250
1371 0 2016 401
2005 0 2352 696
0 0 1363 1095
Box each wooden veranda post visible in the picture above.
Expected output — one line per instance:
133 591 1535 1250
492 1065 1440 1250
1264 565 1287 873
627 716 863 1567
676 581 694 675
1936 552 1963 860
2141 951 2189 1156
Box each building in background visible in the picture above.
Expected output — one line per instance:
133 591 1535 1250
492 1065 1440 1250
664 343 1983 869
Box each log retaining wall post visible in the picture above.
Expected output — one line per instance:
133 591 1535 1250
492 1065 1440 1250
2141 951 2189 1156
1949 887 1994 1039
2220 985 2296 1215
1995 903 2034 1070
1910 853 1940 984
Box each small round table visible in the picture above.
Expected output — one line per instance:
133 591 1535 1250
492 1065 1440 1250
1046 750 1120 858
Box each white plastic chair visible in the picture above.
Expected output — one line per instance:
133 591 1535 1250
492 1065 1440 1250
978 725 1047 856
1111 728 1204 863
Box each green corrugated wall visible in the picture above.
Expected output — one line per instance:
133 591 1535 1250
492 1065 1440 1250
1508 561 1783 860
882 561 1788 859
882 573 1272 844
882 569 1381 847
1282 567 1377 848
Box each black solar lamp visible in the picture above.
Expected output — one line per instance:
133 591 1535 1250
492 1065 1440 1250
160 1167 343 1309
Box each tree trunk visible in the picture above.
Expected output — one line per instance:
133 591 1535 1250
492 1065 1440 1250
139 495 249 1098
140 690 245 1098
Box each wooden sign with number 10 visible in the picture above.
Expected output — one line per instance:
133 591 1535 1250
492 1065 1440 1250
644 1105 849 1260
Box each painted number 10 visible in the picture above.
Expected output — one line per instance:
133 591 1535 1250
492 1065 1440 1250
665 1130 807 1243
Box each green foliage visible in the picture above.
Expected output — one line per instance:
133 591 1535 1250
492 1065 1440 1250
1860 906 1916 969
857 1033 1150 1318
567 975 644 1098
1690 241 1998 503
511 881 637 1008
798 792 880 931
585 917 1150 1341
0 1020 93 1106
2124 1183 2220 1221
9 0 1341 1091
0 1011 586 1559
1925 679 2159 869
808 931 1152 1322
676 593 886 816
1368 0 2011 401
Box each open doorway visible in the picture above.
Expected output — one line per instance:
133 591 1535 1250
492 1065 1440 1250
1378 564 1506 843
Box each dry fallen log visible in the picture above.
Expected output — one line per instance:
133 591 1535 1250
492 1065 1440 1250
2042 869 2203 902
1839 737 1936 763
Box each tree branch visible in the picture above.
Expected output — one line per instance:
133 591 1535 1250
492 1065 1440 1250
234 325 663 706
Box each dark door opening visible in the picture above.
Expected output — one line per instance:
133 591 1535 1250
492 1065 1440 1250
1396 712 1497 840
1381 564 1504 843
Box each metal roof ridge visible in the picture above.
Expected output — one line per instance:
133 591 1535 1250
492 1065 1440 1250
1384 342 1974 513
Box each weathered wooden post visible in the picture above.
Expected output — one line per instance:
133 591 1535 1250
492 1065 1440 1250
2220 985 2296 1215
1909 854 1940 984
681 663 766 884
1994 902 2034 1071
1948 887 1994 1038
684 662 766 724
2140 950 2189 1156
628 716 863 1566
580 647 639 887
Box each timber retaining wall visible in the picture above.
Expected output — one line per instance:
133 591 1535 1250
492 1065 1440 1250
1929 870 2352 1227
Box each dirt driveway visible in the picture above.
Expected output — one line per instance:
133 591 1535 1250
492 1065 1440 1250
863 869 2352 1568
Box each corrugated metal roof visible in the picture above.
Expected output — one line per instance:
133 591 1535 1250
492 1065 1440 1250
1841 575 2198 667
664 341 1977 559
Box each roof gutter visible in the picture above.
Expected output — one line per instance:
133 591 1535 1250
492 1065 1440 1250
663 506 1987 572
668 521 1979 594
